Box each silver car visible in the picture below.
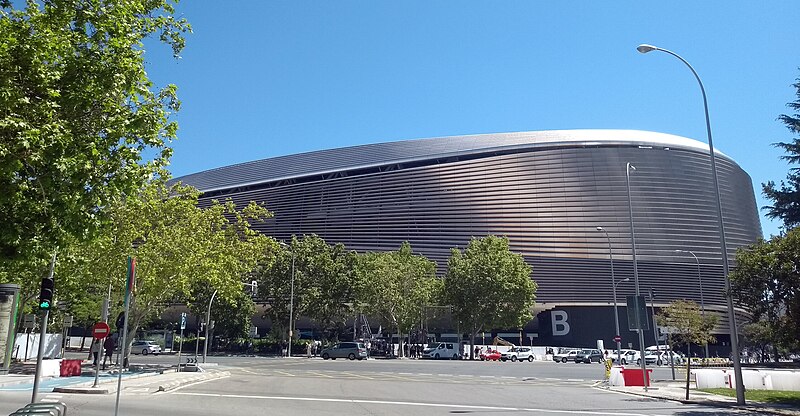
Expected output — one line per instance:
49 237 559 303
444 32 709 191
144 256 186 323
131 340 161 355
320 342 368 360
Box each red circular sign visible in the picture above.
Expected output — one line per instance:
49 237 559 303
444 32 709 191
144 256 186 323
92 322 111 339
613 335 622 343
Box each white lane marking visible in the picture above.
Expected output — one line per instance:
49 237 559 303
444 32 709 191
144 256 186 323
153 374 230 395
45 394 63 398
275 371 296 377
172 392 669 416
417 373 432 376
340 372 374 380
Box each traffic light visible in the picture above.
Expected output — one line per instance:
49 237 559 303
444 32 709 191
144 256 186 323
38 278 54 310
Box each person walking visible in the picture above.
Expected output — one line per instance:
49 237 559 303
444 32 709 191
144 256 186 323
306 342 312 358
102 337 115 370
90 339 101 366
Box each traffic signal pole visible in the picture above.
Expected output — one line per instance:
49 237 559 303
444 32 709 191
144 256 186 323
31 252 56 403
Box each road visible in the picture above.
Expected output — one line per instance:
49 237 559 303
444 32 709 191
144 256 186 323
0 356 766 416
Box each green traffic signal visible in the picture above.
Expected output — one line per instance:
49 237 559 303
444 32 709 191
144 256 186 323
38 278 54 310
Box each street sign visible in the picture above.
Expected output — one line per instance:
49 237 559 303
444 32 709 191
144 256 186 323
63 315 73 327
22 314 35 329
249 325 258 338
626 295 650 331
613 335 621 343
92 322 111 339
180 312 187 330
661 326 678 334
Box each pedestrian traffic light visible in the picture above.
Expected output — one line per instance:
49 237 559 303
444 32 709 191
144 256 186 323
38 278 54 310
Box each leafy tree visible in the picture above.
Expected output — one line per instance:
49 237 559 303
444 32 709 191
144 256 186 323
256 235 359 344
0 0 190 260
763 74 800 229
59 175 271 364
730 230 800 351
741 321 780 363
656 300 718 352
357 242 440 358
443 236 536 360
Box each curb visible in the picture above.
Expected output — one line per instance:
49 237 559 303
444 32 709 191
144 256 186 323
157 370 230 392
51 371 161 394
601 386 800 416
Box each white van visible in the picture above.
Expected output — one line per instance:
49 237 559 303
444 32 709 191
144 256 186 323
422 342 462 360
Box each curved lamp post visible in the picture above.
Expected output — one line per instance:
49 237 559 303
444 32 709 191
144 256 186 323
279 241 296 358
638 44 745 404
675 249 709 359
596 226 626 364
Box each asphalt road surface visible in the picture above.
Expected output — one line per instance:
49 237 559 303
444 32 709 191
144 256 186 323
0 357 767 416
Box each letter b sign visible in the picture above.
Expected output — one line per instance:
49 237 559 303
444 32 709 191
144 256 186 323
551 310 570 336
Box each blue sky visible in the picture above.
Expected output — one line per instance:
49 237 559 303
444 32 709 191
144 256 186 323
149 1 800 238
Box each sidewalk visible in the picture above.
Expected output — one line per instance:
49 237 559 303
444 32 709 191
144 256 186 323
602 380 800 416
0 361 228 394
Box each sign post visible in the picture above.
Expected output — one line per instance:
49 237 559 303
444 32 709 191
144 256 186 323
176 312 186 372
92 322 110 388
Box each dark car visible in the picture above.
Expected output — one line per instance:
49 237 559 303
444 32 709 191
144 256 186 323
574 348 603 363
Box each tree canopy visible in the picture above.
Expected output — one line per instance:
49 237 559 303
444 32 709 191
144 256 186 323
730 230 800 351
255 235 360 342
763 74 800 229
443 236 536 359
356 242 440 356
0 0 190 259
58 175 271 362
655 300 717 349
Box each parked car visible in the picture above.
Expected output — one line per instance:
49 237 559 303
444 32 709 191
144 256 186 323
501 347 535 362
479 348 502 361
422 342 461 360
609 349 637 365
320 342 368 360
131 340 161 356
553 348 579 363
645 351 683 366
574 349 603 363
620 350 641 365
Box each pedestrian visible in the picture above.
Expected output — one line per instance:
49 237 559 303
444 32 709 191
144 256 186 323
90 339 101 366
102 337 115 370
474 345 480 360
306 342 312 358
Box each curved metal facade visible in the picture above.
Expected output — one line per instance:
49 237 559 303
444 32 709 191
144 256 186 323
175 130 761 311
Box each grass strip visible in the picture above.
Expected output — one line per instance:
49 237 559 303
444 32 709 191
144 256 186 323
699 388 800 407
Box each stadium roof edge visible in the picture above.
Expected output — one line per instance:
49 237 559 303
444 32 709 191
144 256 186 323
172 129 731 193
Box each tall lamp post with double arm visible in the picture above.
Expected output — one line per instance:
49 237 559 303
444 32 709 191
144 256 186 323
637 44 745 404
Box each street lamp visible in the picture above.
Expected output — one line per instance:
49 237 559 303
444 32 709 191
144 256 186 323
279 240 296 358
637 44 745 404
625 162 648 388
596 226 625 364
675 249 709 358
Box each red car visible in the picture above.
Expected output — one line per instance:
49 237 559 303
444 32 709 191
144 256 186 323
480 349 501 361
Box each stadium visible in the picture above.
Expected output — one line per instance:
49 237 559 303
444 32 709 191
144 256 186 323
174 130 762 352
